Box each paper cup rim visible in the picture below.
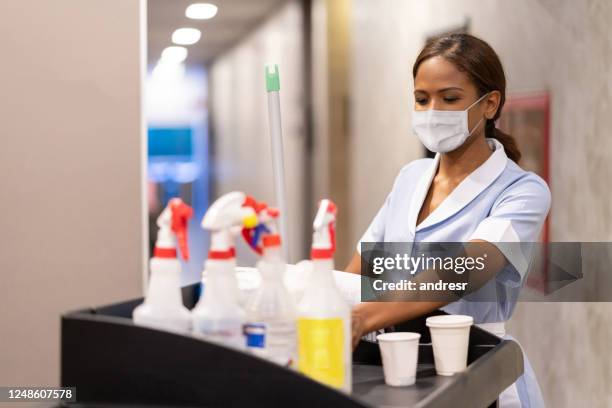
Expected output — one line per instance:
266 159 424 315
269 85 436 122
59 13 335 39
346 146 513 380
426 314 473 328
377 332 421 342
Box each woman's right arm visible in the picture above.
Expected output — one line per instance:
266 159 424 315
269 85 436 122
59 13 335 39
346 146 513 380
344 251 361 275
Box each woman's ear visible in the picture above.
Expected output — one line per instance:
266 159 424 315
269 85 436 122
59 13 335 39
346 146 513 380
484 90 502 119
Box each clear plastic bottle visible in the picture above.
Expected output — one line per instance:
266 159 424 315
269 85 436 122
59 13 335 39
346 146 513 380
133 198 193 333
244 236 297 367
191 191 257 349
192 257 246 349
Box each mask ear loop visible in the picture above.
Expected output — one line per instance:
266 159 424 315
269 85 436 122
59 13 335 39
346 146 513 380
466 92 490 136
466 92 490 110
468 116 485 136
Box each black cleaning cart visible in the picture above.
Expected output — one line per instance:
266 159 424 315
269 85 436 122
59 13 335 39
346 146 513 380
61 283 523 407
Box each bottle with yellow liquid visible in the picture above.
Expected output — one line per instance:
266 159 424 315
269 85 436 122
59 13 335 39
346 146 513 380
297 199 352 393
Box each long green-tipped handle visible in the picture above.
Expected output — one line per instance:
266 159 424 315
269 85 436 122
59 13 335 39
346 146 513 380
265 64 289 260
265 64 280 92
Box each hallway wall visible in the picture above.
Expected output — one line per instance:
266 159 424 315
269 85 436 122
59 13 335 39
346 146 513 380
0 0 146 386
349 0 612 406
209 0 306 263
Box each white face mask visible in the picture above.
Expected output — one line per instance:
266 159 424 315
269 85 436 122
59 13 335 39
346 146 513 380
412 93 488 153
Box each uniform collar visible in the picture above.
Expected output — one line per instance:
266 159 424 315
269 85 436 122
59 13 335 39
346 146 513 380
408 138 508 234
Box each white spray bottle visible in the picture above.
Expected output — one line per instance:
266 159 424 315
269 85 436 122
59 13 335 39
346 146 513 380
191 191 258 349
297 199 352 392
242 200 297 367
133 198 193 333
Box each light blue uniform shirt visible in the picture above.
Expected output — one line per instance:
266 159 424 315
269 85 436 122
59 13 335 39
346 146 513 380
357 139 550 407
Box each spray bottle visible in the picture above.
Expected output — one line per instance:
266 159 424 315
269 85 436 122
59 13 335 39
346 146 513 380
133 198 193 333
242 199 297 367
191 191 258 349
297 199 352 392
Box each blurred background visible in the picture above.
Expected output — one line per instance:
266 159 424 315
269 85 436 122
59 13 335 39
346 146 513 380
1 0 611 406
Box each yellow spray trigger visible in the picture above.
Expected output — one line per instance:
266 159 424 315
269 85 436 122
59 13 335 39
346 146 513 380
243 213 258 229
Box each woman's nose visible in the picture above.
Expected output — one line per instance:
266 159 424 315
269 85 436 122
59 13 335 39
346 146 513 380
429 98 442 110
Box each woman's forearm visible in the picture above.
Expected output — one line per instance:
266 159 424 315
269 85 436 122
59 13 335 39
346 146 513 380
350 240 507 345
344 251 362 275
354 300 446 334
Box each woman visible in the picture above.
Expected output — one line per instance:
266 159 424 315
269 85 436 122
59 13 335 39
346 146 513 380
345 34 549 407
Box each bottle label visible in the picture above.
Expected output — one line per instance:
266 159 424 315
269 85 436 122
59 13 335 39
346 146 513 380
297 318 344 388
245 321 297 367
244 323 266 348
193 319 245 350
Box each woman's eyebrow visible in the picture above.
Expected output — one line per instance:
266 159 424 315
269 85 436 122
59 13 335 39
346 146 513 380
437 86 464 93
413 86 464 94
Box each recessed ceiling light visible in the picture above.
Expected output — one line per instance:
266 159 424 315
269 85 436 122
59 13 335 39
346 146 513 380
161 46 188 64
152 60 185 81
172 28 201 45
186 3 218 20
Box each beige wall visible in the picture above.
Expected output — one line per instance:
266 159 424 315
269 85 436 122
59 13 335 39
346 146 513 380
0 0 146 386
209 0 306 263
311 0 331 209
349 0 612 406
325 0 353 267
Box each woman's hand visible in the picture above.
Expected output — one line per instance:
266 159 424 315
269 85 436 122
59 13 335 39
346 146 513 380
351 304 370 349
351 300 448 350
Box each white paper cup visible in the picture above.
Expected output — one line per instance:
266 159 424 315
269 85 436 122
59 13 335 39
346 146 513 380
377 332 421 386
426 315 473 376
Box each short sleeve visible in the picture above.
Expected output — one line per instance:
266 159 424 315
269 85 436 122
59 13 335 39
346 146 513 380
469 174 551 281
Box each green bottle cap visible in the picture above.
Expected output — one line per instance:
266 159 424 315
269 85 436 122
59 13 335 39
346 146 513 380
265 64 280 92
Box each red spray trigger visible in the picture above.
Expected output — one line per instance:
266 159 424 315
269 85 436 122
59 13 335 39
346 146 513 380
243 195 267 213
327 201 337 253
169 198 193 260
311 199 337 259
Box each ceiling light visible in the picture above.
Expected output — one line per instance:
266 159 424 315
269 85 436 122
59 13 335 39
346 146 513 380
172 28 201 45
185 3 218 20
151 60 185 81
161 46 188 64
